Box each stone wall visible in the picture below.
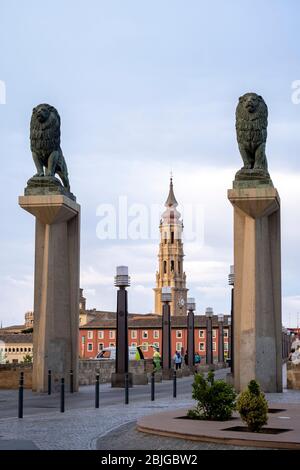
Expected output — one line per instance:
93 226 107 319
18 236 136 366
0 363 32 389
78 359 153 385
287 362 300 389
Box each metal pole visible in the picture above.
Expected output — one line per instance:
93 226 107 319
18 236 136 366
95 374 100 408
173 369 177 398
47 370 51 395
125 373 129 404
187 310 195 369
151 372 155 401
70 369 74 393
18 371 24 419
206 315 213 365
162 303 171 370
60 378 65 413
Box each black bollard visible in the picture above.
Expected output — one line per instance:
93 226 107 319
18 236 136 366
173 369 177 398
18 371 24 419
70 369 74 394
95 374 100 409
151 372 155 401
60 378 65 413
47 370 51 395
125 373 129 405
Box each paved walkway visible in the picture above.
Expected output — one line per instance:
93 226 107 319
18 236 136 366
0 367 298 450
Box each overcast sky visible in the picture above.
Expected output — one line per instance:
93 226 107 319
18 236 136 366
1 0 300 326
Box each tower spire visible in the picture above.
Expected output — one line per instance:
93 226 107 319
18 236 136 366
165 176 178 207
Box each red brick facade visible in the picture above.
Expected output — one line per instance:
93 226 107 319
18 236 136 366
79 313 229 362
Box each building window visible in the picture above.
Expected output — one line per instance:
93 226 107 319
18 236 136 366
171 260 174 271
171 231 174 244
199 342 205 351
176 342 182 351
87 343 93 352
131 330 137 339
142 342 148 352
142 331 148 339
176 330 182 339
224 329 228 338
28 348 31 352
213 342 216 351
199 330 205 338
81 336 85 344
20 348 23 352
98 331 104 339
131 342 137 347
16 348 19 352
164 261 167 274
109 330 115 340
153 342 159 349
23 348 26 352
98 343 104 351
109 342 115 347
153 330 159 339
224 342 228 351
178 261 181 274
164 232 167 244
12 348 15 352
88 331 93 339
212 329 217 338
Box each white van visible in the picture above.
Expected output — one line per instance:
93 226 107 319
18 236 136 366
95 346 137 361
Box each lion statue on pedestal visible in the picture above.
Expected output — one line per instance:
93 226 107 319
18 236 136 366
236 93 268 172
30 104 70 191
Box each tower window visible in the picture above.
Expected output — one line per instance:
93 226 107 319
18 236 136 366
164 261 167 274
164 232 167 244
171 231 174 244
178 261 181 274
171 260 174 272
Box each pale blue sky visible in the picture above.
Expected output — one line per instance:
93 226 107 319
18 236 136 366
1 0 300 326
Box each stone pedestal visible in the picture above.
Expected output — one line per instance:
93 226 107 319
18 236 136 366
19 195 80 392
111 372 133 388
228 187 282 392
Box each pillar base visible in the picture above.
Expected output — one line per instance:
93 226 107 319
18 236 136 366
162 369 173 380
111 372 133 388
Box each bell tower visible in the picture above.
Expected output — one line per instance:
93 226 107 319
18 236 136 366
154 178 188 316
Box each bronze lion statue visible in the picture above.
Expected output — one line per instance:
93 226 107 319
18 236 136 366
30 104 70 190
236 93 268 171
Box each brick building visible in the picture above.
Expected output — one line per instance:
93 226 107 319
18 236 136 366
79 312 230 361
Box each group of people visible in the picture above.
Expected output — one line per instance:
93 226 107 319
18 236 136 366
151 346 202 372
174 350 201 369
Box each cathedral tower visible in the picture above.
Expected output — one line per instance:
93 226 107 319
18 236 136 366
154 178 188 316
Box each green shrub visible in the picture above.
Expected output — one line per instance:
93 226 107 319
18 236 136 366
187 371 237 421
236 380 268 432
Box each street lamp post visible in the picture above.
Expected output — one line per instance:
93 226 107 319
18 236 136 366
111 266 133 388
228 265 234 373
218 314 225 364
187 298 196 371
161 287 172 380
205 307 213 366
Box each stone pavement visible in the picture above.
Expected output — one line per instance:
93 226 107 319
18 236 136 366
96 421 262 450
0 366 298 450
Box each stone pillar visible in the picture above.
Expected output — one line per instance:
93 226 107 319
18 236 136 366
218 314 224 364
228 187 282 392
19 195 80 392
